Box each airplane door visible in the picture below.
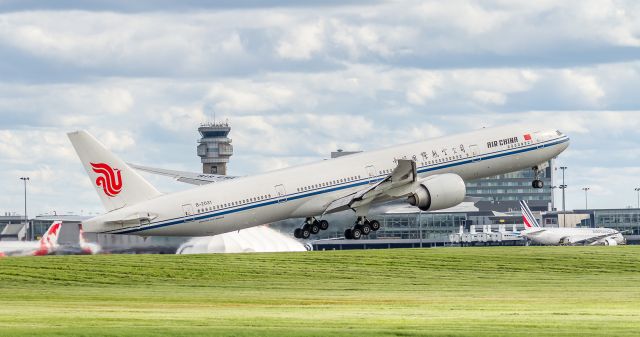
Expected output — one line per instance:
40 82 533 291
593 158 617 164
182 204 193 222
469 145 480 162
274 184 287 203
365 165 376 184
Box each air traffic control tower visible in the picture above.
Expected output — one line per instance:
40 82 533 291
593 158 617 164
197 121 233 175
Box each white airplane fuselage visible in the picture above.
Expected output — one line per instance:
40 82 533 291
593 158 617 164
85 125 570 236
524 228 625 246
0 241 44 256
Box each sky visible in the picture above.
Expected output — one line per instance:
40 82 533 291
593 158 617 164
0 0 639 217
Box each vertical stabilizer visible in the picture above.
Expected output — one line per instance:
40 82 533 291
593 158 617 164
67 131 162 211
520 200 540 228
79 224 101 254
35 221 62 255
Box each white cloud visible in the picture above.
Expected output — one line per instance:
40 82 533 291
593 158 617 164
559 70 605 104
207 82 296 114
0 2 640 215
406 73 441 105
471 90 506 105
276 21 325 60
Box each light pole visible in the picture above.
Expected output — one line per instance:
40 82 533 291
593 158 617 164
560 166 567 227
635 188 640 209
19 177 29 241
582 187 590 209
418 211 423 248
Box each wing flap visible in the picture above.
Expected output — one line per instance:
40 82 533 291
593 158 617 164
323 159 418 214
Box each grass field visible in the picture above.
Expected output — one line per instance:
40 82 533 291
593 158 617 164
1 247 639 336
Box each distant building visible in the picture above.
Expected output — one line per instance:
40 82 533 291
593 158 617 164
466 160 555 212
0 214 26 241
197 121 233 175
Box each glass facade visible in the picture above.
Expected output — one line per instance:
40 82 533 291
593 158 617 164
373 213 466 240
593 209 640 235
466 160 554 211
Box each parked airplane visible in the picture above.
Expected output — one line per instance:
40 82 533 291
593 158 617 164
68 125 570 240
78 224 101 254
520 200 625 246
0 221 62 256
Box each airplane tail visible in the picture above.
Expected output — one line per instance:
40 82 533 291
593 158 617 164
78 224 101 254
67 131 162 212
35 221 62 255
520 200 540 229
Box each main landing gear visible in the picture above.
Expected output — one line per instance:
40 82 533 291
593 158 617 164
344 217 381 240
293 217 330 239
531 166 544 189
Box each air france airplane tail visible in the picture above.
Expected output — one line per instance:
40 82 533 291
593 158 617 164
34 221 62 256
520 200 540 229
67 131 162 212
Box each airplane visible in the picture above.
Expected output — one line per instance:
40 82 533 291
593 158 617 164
519 200 625 246
49 224 102 255
0 221 62 257
68 125 570 240
78 224 101 254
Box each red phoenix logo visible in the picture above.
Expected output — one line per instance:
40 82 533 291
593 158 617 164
90 162 123 197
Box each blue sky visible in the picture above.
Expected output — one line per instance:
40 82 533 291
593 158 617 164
0 0 639 216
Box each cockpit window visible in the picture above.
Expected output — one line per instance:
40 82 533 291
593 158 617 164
556 130 562 136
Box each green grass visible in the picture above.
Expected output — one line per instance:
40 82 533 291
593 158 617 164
1 247 639 336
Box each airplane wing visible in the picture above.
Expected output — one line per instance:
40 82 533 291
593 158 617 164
323 159 418 214
128 163 238 185
569 232 621 245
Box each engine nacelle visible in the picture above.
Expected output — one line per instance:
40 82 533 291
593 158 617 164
604 238 618 246
407 173 466 211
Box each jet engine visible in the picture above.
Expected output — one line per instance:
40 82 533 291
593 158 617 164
407 173 466 211
603 238 618 246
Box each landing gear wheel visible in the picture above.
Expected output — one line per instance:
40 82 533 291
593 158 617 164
351 227 362 240
532 180 544 189
310 222 320 234
360 223 371 236
369 220 380 231
301 227 311 239
344 229 353 240
319 220 329 231
293 228 302 239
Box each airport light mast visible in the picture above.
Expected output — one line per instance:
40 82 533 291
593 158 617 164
635 187 640 209
582 187 590 209
559 166 567 227
550 186 558 211
19 177 29 241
